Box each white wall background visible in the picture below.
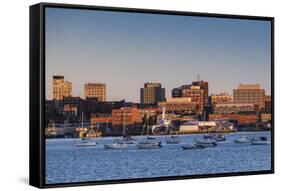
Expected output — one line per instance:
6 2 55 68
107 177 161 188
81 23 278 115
0 0 279 190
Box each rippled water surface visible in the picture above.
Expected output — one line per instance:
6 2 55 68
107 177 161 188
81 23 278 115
46 131 271 184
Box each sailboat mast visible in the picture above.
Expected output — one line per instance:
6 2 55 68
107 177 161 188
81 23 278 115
146 112 149 135
122 108 125 137
81 112 84 129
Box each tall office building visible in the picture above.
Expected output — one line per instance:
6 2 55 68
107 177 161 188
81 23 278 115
233 84 265 109
182 85 204 113
172 84 204 113
192 80 209 106
172 85 191 98
52 75 72 100
84 83 106 102
140 82 165 105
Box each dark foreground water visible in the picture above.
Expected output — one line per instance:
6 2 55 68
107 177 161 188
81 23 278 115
46 131 271 184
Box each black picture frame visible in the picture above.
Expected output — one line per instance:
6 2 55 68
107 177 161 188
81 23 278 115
30 2 275 188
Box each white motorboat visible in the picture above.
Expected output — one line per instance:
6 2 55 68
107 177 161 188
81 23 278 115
182 143 205 150
136 139 162 149
74 138 97 147
251 136 270 145
104 142 128 149
234 136 250 143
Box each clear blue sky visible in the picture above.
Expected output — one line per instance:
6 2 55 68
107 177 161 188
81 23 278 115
45 7 271 102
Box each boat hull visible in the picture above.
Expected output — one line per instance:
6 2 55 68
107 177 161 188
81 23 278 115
104 144 128 149
196 142 217 147
74 143 97 147
251 141 270 145
136 144 161 149
234 139 250 143
166 140 181 144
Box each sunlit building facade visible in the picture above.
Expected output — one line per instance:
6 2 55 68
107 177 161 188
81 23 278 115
112 107 142 127
158 97 197 113
211 93 233 104
140 82 165 105
84 83 106 102
52 75 72 100
233 84 265 109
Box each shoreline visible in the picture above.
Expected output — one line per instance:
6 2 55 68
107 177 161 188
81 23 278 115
45 129 271 139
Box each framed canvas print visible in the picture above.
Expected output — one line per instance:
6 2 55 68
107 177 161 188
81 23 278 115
29 2 274 188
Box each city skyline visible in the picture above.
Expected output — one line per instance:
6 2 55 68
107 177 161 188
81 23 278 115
46 8 271 102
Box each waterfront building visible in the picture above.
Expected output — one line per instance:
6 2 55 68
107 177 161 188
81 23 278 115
211 93 233 104
93 100 133 114
84 83 106 102
213 103 255 114
265 95 271 113
91 113 112 126
140 82 165 105
179 121 200 132
179 120 233 132
112 107 142 127
192 80 209 106
171 85 191 98
182 85 204 113
45 125 65 137
171 84 204 113
46 96 97 124
233 84 265 109
158 97 197 114
209 113 258 124
261 113 271 122
52 75 72 100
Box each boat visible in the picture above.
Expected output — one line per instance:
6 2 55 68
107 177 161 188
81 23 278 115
182 144 205 150
194 138 217 147
204 133 226 142
203 134 212 139
166 135 181 144
74 138 97 147
119 109 136 144
103 108 132 149
118 136 136 144
234 135 250 143
104 142 128 149
251 136 270 145
215 133 226 142
136 112 162 149
74 113 97 147
151 107 173 134
137 137 162 149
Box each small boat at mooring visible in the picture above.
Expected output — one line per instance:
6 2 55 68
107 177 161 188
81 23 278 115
137 112 162 149
234 135 250 143
137 137 162 149
118 136 136 144
194 138 217 147
204 133 226 142
74 138 97 147
166 135 181 144
251 136 270 145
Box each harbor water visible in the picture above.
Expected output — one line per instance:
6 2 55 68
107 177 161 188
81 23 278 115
46 131 271 184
